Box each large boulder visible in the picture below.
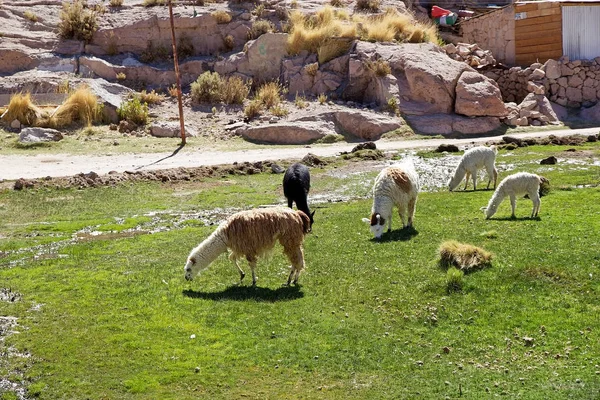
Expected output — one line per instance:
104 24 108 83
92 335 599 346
85 78 133 124
246 33 289 83
19 127 63 143
334 110 402 140
149 121 196 138
580 102 600 122
239 122 332 144
455 71 508 117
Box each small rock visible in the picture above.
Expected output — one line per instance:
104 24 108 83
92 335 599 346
523 336 534 346
195 367 200 373
435 144 460 153
270 163 284 174
10 119 21 129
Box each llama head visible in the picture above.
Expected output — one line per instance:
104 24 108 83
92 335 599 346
448 174 461 192
362 213 386 239
184 256 197 281
297 210 313 233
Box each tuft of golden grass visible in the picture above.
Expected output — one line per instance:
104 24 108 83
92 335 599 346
356 0 380 12
224 34 235 51
255 81 282 109
318 93 327 104
287 9 356 56
139 90 164 105
212 10 232 24
168 85 178 98
330 0 343 6
24 10 38 22
47 85 101 127
438 240 493 273
294 93 308 109
222 76 251 105
270 104 289 117
305 62 319 77
116 72 126 81
248 19 276 39
58 0 98 43
2 93 43 126
366 58 391 77
109 0 123 7
244 99 263 120
357 8 439 44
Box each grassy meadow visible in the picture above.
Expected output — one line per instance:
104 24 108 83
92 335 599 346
1 143 600 399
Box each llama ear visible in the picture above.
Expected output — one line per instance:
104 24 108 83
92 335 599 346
362 217 371 224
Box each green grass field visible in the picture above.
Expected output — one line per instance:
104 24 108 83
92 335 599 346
1 143 600 399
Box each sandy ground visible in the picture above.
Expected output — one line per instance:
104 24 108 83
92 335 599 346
1 127 599 180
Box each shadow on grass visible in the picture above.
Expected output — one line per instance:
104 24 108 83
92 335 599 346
488 216 542 222
182 284 304 302
374 226 419 242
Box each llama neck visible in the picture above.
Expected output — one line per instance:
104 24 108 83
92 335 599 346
449 167 466 190
486 189 505 217
373 195 393 217
295 196 311 216
190 227 228 271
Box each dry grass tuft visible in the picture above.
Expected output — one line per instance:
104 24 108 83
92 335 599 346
1 93 43 126
255 81 282 109
222 76 251 105
249 19 276 39
366 58 392 77
24 10 38 22
224 34 235 51
109 0 123 7
191 71 250 105
356 8 439 44
330 0 343 6
294 93 308 109
355 0 380 12
212 10 232 24
47 85 101 127
305 62 319 77
244 99 263 120
318 93 327 104
438 240 493 273
287 9 356 56
139 90 164 105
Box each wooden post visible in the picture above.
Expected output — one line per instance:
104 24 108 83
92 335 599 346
168 0 186 145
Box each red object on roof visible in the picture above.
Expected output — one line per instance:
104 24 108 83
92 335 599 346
431 5 451 17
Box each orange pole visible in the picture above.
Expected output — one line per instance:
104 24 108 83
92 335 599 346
168 0 186 144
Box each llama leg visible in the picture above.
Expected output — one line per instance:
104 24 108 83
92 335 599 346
493 168 498 189
229 254 245 282
288 199 293 208
509 194 516 218
398 206 407 228
407 198 416 227
285 247 305 286
246 256 258 286
531 191 541 217
464 171 470 190
472 171 477 191
387 213 393 232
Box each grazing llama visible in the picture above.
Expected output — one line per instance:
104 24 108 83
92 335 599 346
283 163 315 228
483 172 549 219
448 146 498 191
361 160 420 239
184 207 311 286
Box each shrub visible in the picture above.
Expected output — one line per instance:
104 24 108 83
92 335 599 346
223 34 235 51
2 93 42 126
249 19 275 39
357 8 439 44
177 35 194 60
252 3 265 17
140 41 170 63
386 97 399 114
168 85 178 98
118 96 149 125
109 0 123 7
330 0 343 6
270 104 289 117
24 10 38 22
58 0 98 43
317 37 353 64
212 10 232 24
287 9 356 56
143 0 166 7
438 240 493 273
318 93 327 104
445 267 464 293
116 72 126 81
191 71 223 104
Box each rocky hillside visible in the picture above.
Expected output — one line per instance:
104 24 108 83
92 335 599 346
0 0 585 143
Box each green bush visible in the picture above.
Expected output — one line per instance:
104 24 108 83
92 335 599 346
118 97 148 125
191 71 224 104
446 267 464 293
58 0 98 43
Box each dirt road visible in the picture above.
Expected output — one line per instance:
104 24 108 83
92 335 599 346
1 127 599 180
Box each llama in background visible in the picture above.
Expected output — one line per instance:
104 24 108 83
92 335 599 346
362 160 420 239
449 146 498 191
483 172 549 219
184 207 311 286
283 163 315 228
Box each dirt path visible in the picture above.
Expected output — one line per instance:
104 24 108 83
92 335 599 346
1 127 599 180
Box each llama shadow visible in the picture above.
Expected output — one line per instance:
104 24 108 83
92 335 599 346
182 284 304 302
375 226 419 243
489 215 542 222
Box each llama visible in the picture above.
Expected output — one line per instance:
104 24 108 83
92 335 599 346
283 163 315 228
184 207 311 286
448 146 498 191
361 160 420 239
483 172 549 219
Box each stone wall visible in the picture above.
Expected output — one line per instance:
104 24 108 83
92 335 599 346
484 57 600 108
460 6 515 66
